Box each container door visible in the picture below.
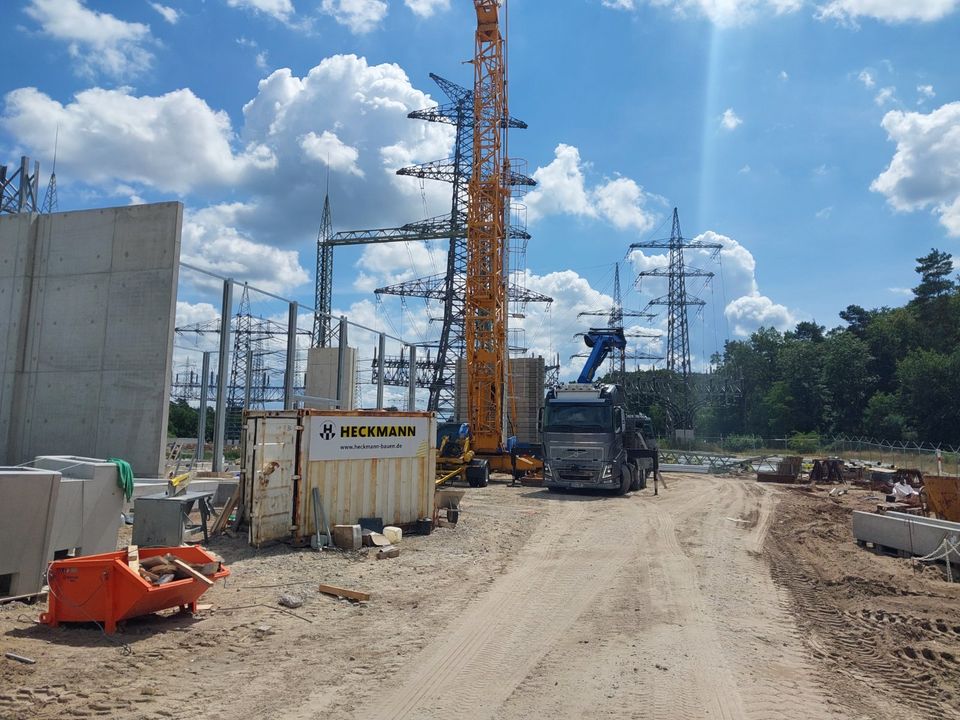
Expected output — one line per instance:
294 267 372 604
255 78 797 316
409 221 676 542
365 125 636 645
249 416 299 546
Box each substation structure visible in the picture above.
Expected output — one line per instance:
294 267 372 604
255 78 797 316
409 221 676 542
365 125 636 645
314 71 552 420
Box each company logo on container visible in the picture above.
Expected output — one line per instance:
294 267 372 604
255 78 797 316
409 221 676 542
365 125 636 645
319 422 337 440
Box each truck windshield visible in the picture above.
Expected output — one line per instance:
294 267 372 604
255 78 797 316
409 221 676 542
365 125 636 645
543 404 613 432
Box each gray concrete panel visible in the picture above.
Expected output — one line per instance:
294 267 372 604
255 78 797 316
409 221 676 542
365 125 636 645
34 273 110 372
852 510 960 562
0 467 60 598
0 203 182 476
112 203 181 272
34 209 114 277
95 370 171 472
103 269 179 372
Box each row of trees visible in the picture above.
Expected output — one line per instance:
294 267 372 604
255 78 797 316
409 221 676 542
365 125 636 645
625 249 960 445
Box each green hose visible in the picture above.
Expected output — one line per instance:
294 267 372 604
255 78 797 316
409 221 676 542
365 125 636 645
107 457 134 501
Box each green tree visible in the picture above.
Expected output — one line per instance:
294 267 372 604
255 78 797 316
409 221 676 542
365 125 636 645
896 348 960 443
862 392 907 441
913 248 955 302
167 400 197 438
821 332 876 434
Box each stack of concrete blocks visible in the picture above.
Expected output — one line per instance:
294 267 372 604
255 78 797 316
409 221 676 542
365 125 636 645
0 466 60 598
454 357 546 445
34 455 123 561
305 346 357 410
0 203 182 476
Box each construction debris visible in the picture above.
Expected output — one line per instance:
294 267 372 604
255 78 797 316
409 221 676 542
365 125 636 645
4 652 36 665
278 594 304 609
377 546 400 560
757 456 802 483
318 583 371 603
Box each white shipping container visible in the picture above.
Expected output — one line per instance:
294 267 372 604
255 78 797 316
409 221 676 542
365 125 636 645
242 410 436 547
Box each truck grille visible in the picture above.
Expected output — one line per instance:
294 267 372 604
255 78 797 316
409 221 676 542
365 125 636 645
551 446 603 462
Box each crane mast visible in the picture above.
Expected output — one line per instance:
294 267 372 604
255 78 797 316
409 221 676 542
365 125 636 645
465 0 508 453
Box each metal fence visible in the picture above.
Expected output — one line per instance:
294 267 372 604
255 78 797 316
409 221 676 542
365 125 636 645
671 434 960 477
171 263 420 471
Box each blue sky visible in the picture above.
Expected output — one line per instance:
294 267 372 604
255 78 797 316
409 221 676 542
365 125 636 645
3 0 960 383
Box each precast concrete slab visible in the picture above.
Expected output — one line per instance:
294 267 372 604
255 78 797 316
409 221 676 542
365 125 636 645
0 202 182 475
852 510 960 562
0 466 60 598
35 456 122 559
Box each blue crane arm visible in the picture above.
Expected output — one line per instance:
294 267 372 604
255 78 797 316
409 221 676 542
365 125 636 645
576 329 627 383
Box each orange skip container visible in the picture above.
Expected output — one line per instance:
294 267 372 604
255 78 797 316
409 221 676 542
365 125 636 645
40 546 229 634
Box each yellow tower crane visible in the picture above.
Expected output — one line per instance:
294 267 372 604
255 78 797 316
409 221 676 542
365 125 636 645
436 0 542 485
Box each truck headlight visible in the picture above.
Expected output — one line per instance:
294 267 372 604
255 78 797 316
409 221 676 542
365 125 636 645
601 463 613 479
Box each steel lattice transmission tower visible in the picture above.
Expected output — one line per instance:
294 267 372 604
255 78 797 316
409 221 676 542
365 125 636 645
322 70 549 418
41 127 59 214
632 208 721 378
174 284 311 441
0 156 41 215
313 192 334 347
577 262 660 376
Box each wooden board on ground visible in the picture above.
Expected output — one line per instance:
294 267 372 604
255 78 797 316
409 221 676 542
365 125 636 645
318 583 370 602
211 489 240 536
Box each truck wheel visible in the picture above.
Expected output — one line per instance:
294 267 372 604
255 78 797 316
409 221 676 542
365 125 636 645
617 465 631 495
629 464 642 492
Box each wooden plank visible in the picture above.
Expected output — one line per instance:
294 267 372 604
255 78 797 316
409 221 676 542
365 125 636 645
170 558 214 586
318 583 370 602
211 490 239 536
127 545 140 573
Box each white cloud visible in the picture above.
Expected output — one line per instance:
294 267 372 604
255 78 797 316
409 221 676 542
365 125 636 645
874 86 896 106
181 204 310 295
720 108 743 130
725 293 797 336
525 144 659 232
816 0 960 23
175 301 220 328
858 69 876 88
256 51 269 70
917 84 936 104
226 0 295 23
404 0 450 17
321 0 388 33
1 86 276 194
353 240 447 291
871 101 960 236
630 229 799 338
150 3 180 24
815 206 833 219
24 0 154 80
739 165 752 174
779 70 789 81
3 54 455 244
300 130 364 177
887 287 912 297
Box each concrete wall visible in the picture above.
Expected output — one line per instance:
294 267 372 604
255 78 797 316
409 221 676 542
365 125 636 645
0 203 182 475
455 357 545 444
305 346 357 409
0 467 60 597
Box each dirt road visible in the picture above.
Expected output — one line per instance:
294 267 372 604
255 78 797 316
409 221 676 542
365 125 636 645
341 476 846 720
3 474 959 719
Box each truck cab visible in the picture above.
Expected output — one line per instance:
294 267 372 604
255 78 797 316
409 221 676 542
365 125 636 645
539 383 657 494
